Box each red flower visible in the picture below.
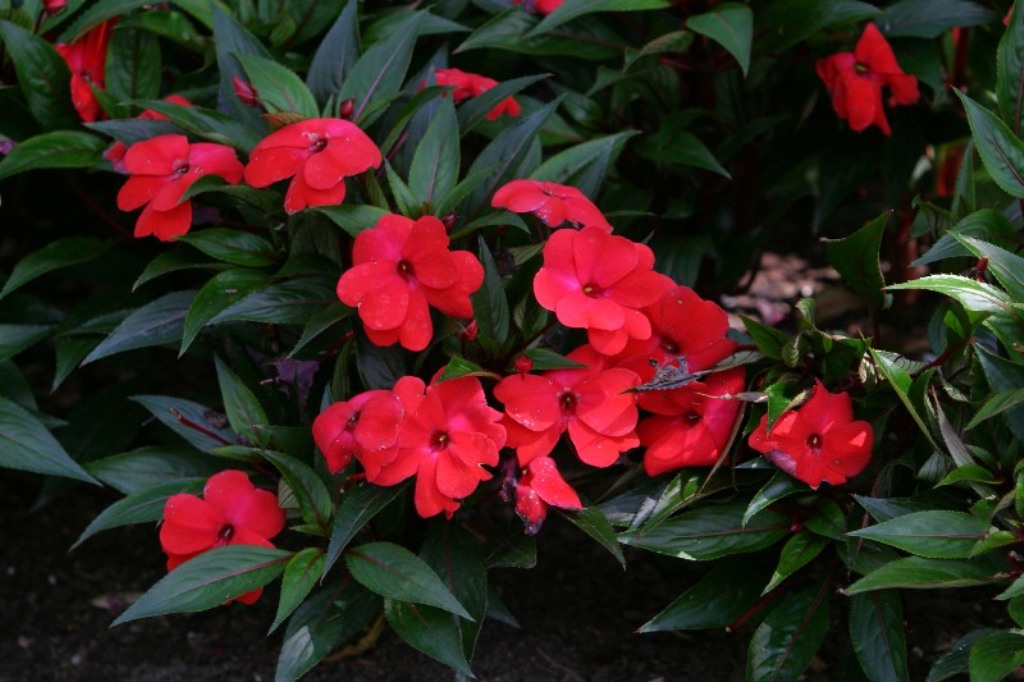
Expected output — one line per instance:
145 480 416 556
495 344 640 468
638 368 745 476
244 118 382 214
104 141 128 173
514 456 582 534
748 381 874 489
56 19 116 123
116 134 244 241
138 94 194 120
42 0 67 14
369 374 506 519
159 470 285 604
512 0 563 14
491 179 613 232
312 390 404 475
337 214 484 351
815 23 919 135
431 68 521 120
533 227 674 355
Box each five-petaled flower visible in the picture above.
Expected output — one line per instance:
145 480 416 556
56 19 116 123
815 23 919 135
492 179 613 232
430 68 521 120
748 381 874 489
312 390 404 476
533 226 673 355
116 134 244 241
244 117 382 214
368 374 507 519
513 456 582 535
159 470 285 604
337 213 484 351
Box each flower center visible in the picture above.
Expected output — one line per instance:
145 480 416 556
173 163 190 177
430 431 450 450
684 410 701 425
806 433 823 450
309 136 328 153
559 391 577 414
854 62 869 74
345 411 360 432
397 260 414 277
219 524 235 541
582 284 601 297
661 338 679 354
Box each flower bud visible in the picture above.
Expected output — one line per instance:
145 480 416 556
232 76 260 108
338 98 355 119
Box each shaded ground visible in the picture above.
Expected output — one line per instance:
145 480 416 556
1 474 1018 682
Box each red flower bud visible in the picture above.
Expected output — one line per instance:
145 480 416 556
232 76 260 108
514 355 532 375
461 320 479 342
43 0 67 14
441 212 458 231
338 98 355 120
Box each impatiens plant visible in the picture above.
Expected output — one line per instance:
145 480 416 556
3 0 1024 680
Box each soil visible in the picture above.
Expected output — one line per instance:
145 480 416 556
1 473 1018 682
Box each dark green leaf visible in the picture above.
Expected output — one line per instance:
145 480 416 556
522 348 586 371
953 89 1024 199
214 357 269 443
316 204 389 237
307 0 359 104
764 532 828 594
744 471 805 526
747 583 831 682
209 276 336 326
845 556 1001 594
178 229 277 268
339 13 423 124
912 209 1016 267
131 394 237 451
926 629 1004 682
323 484 404 580
72 478 205 549
85 446 219 494
290 303 352 356
560 505 625 568
235 53 319 118
620 503 788 560
0 130 107 181
532 131 638 201
112 545 292 624
384 601 472 676
409 98 459 206
0 237 111 301
529 0 671 36
685 3 753 75
966 388 1024 430
130 99 262 151
877 0 996 39
639 560 768 632
0 20 77 130
999 0 1024 134
848 511 990 559
456 73 548 135
824 212 888 308
422 524 488 661
0 324 55 364
260 450 333 533
976 345 1024 442
470 238 510 345
82 291 194 364
270 549 325 634
953 233 1024 301
133 250 223 291
637 129 729 177
211 4 271 130
849 591 909 682
968 631 1024 682
345 542 472 619
756 0 881 51
105 27 161 113
0 396 97 483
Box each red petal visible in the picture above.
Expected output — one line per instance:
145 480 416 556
525 457 581 509
244 147 308 188
799 382 854 434
124 135 189 176
397 288 434 351
285 167 345 213
117 175 168 211
413 456 459 518
188 143 243 184
204 470 285 540
160 494 222 555
134 201 192 241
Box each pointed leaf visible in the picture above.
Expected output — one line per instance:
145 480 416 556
845 556 1001 594
744 471 805 526
968 631 1024 682
0 396 98 483
307 0 359 103
621 503 788 560
850 591 910 682
0 130 108 182
259 450 333 533
0 20 77 130
384 601 473 676
345 542 472 620
83 291 195 364
214 357 269 443
0 237 111 301
409 97 459 206
323 483 404 579
560 505 625 568
112 545 292 624
763 532 828 594
824 212 889 308
339 13 423 124
529 0 672 36
639 560 768 632
131 394 238 451
235 52 319 118
747 583 831 682
178 229 277 268
270 549 325 634
953 89 1024 199
73 478 205 549
877 0 996 39
686 3 753 75
848 511 990 559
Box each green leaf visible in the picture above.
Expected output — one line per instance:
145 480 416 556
210 4 271 130
952 233 1024 301
763 532 828 595
470 238 510 345
888 274 1012 315
235 52 319 118
384 601 473 676
845 556 1001 594
85 446 218 494
878 0 996 39
276 584 380 682
208 276 336 327
83 290 195 364
290 303 352 356
214 357 269 443
522 347 586 371
260 450 333 533
409 98 459 206
620 503 788 560
462 98 560 218
133 250 223 291
848 511 990 559
306 0 359 104
0 20 77 130
740 316 789 361
849 591 909 682
131 394 237 451
976 345 1024 442
456 73 548 135
72 478 205 549
824 212 888 309
270 549 325 634
926 629 1004 682
685 3 753 76
0 130 108 181
112 545 292 625
529 0 671 36
912 209 1016 267
0 396 98 483
531 130 637 199
0 237 111 301
561 505 625 569
457 9 619 61
316 204 389 237
953 89 1024 199
966 388 1024 430
968 631 1024 682
178 229 277 268
756 0 880 51
639 560 768 632
421 523 488 662
323 484 404 580
339 12 423 125
744 471 805 526
637 128 730 177
345 542 472 620
0 324 56 364
130 99 263 151
747 583 831 682
179 271 269 353
105 27 161 114
999 0 1024 134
